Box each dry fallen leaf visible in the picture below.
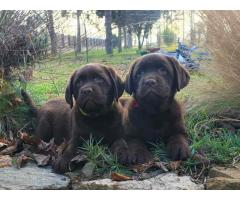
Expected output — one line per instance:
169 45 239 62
37 139 56 155
154 162 169 172
0 155 12 168
111 172 132 181
9 97 23 107
132 161 156 174
56 140 68 156
192 153 210 165
71 154 87 164
33 153 51 166
0 142 8 152
168 161 182 171
0 139 23 155
18 132 41 146
0 139 11 145
16 154 33 169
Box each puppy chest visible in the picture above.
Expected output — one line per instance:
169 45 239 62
129 113 170 140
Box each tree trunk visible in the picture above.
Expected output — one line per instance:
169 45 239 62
104 11 113 55
84 22 89 62
190 11 195 45
123 26 127 48
61 34 65 48
137 34 141 50
68 35 71 46
118 26 122 52
136 26 142 50
76 10 81 53
140 32 146 50
127 26 133 48
46 10 57 55
182 11 185 42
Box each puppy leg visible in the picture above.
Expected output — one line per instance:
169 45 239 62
35 119 52 142
111 139 153 165
52 136 79 173
167 134 190 161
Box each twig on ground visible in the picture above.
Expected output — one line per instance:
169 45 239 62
194 118 240 136
232 154 240 167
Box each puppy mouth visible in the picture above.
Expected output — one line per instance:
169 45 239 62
140 88 163 98
137 88 169 104
145 89 160 96
77 96 106 113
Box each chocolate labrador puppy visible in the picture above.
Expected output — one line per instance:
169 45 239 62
21 92 71 145
51 63 124 173
22 63 124 173
112 53 190 164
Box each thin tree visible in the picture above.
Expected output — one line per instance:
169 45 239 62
76 10 82 53
46 10 57 55
117 26 122 52
104 11 113 55
126 11 161 50
127 26 133 48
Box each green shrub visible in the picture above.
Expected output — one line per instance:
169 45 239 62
162 27 176 46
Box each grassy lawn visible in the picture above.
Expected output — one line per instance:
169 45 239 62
26 48 139 105
1 47 240 178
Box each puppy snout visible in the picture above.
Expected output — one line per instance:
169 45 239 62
81 87 93 95
144 79 157 87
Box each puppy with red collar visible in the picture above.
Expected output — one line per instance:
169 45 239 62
112 54 190 165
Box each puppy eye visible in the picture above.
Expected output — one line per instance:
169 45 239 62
137 71 145 78
158 68 167 75
76 79 83 85
93 77 104 83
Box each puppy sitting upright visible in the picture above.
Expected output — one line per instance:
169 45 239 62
113 54 190 164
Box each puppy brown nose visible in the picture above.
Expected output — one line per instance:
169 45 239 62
81 87 93 95
144 79 157 87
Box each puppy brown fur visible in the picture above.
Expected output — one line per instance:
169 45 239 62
51 63 125 173
22 63 125 173
112 54 190 164
21 92 71 145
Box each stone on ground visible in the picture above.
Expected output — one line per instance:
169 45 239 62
0 163 70 190
207 165 240 190
73 172 204 190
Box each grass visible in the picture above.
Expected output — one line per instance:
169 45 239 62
23 48 240 167
185 108 240 164
25 48 139 106
79 136 132 176
150 141 170 162
191 131 240 163
1 46 240 177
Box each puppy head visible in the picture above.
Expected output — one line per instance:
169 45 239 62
125 54 189 110
65 63 124 115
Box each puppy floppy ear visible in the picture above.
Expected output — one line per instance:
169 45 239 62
65 71 76 108
125 58 139 95
105 67 124 101
167 56 190 91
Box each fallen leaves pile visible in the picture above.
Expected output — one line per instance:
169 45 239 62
0 132 210 183
0 132 63 169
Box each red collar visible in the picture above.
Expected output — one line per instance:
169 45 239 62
132 100 139 108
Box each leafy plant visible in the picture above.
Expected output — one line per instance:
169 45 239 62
186 108 240 164
149 140 170 162
79 136 132 175
162 27 176 46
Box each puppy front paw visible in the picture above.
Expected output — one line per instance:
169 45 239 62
167 135 190 161
124 148 153 165
52 156 71 173
111 139 153 165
